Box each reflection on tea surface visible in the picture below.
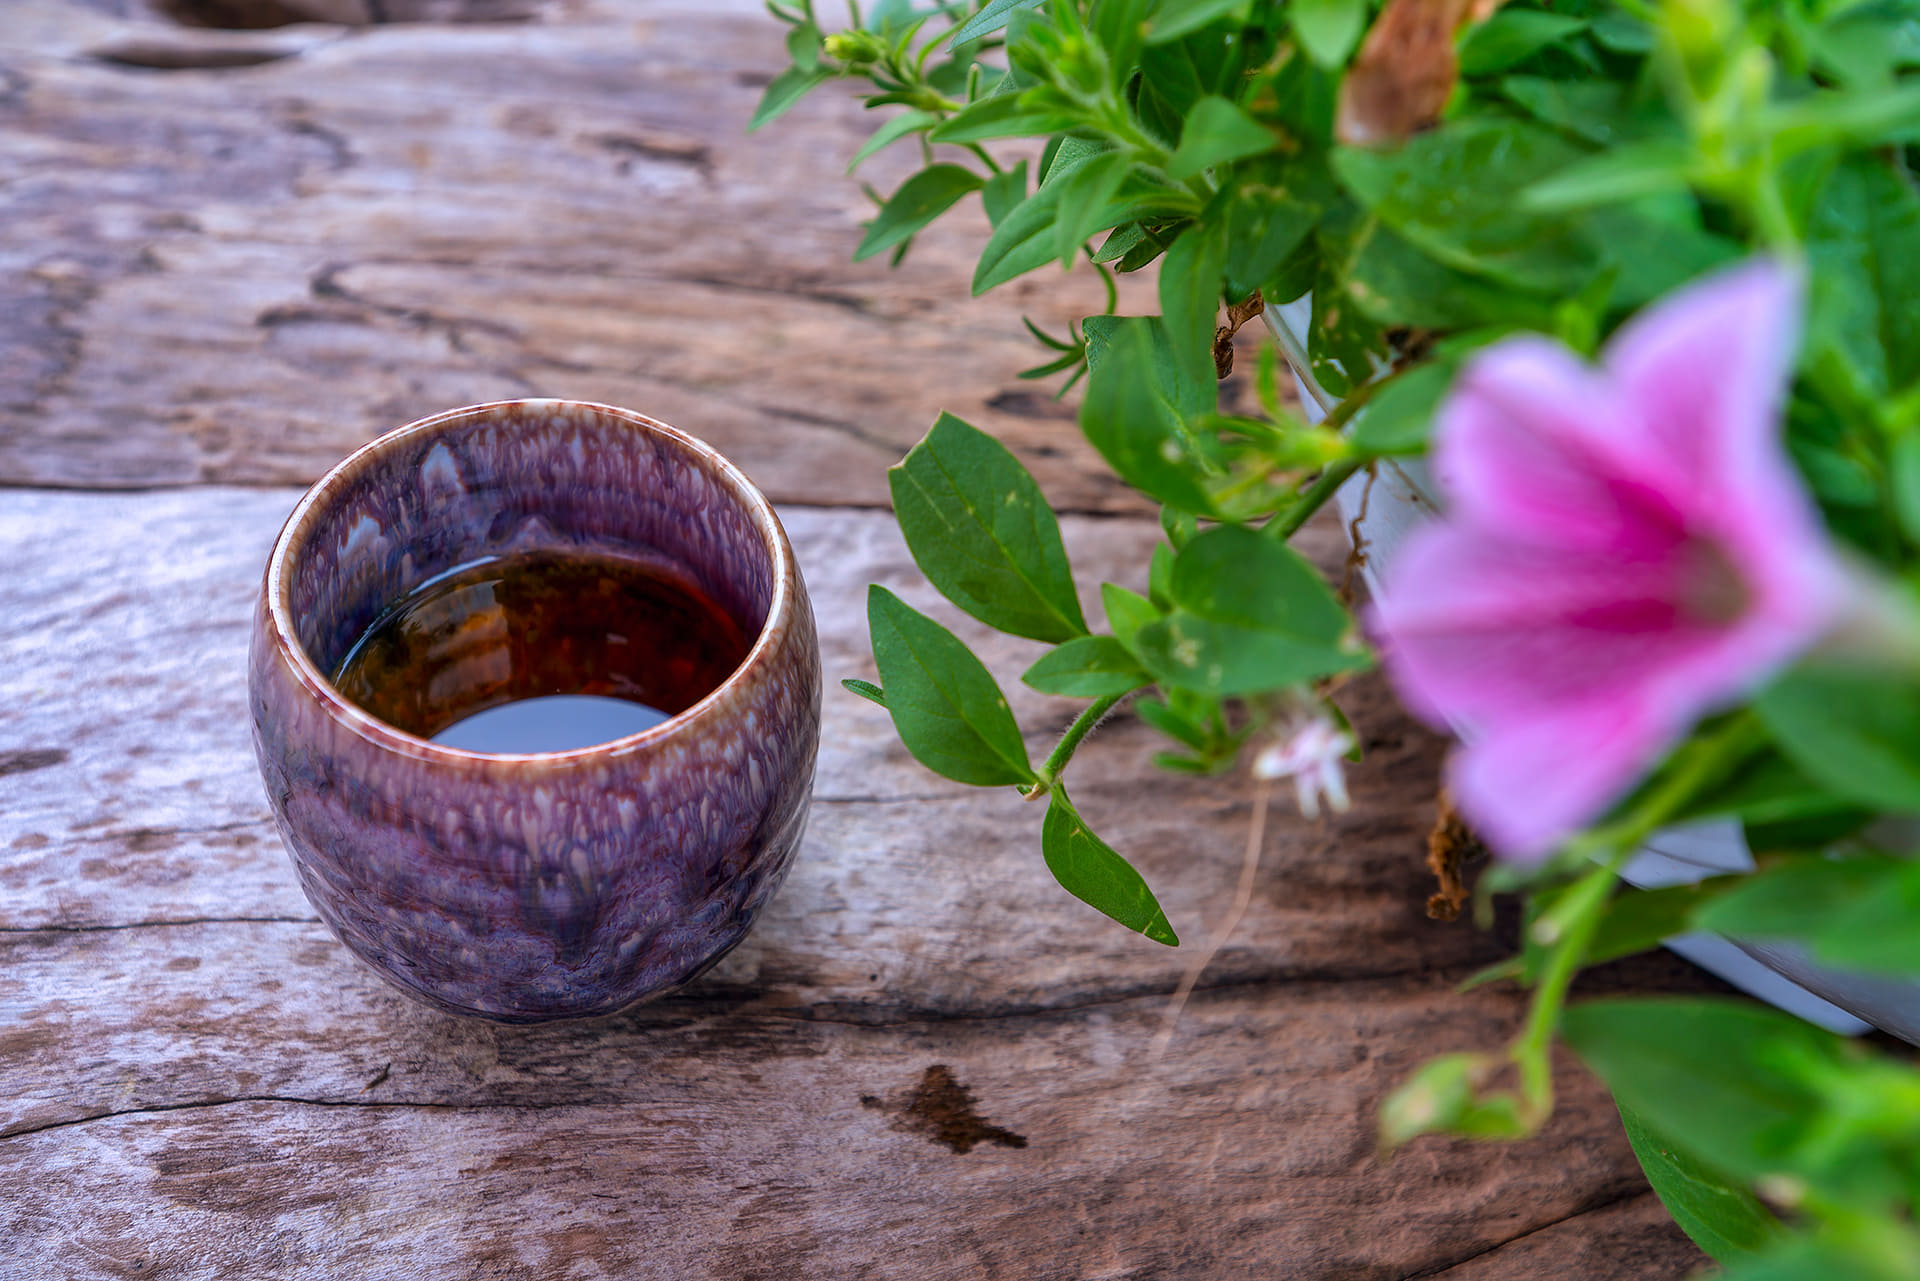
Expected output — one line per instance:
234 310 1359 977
331 550 750 752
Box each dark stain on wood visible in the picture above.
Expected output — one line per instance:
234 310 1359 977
0 748 68 778
863 1065 1028 1154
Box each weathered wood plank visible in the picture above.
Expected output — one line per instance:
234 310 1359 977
0 485 1715 1277
1 965 1694 1281
0 1 1175 509
1429 1192 1698 1280
0 489 1480 999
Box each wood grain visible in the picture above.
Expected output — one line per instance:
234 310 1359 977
0 488 1716 1277
0 0 1168 509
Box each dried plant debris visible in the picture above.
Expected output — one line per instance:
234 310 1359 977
1338 0 1508 146
1425 788 1484 922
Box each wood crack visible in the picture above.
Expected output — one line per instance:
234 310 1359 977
764 959 1496 1030
662 272 875 318
1396 1188 1654 1280
1 1093 586 1143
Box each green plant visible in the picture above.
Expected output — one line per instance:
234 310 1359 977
759 1 1920 1273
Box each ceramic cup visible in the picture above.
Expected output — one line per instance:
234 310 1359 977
248 400 820 1022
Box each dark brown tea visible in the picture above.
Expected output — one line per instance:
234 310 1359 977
330 550 752 753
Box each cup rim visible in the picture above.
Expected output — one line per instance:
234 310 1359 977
263 398 797 765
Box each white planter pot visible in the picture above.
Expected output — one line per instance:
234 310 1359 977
1266 298 1920 1042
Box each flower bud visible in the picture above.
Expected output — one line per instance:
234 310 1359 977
824 30 885 67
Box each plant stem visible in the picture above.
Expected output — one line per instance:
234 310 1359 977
1577 710 1766 856
1509 711 1766 1124
1513 846 1632 1121
1264 457 1364 541
1037 691 1130 787
964 142 1003 174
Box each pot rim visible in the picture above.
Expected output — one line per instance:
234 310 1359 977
261 397 800 768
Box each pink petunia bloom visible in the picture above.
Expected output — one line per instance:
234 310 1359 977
1370 259 1851 861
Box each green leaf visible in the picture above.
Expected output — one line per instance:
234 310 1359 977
1052 151 1134 266
929 92 1078 143
1584 881 1738 971
972 145 1186 295
981 158 1029 228
1349 361 1453 455
1766 83 1920 156
1159 216 1228 385
1336 119 1598 292
1079 317 1219 512
857 165 987 261
1101 582 1162 652
749 64 834 132
1291 0 1365 68
1692 853 1920 977
1810 4 1920 91
1339 220 1546 332
1093 222 1152 265
1169 524 1350 636
1520 140 1695 213
1132 525 1369 695
1695 855 1902 941
786 20 822 70
1501 77 1639 146
945 0 1042 47
1144 0 1250 45
1807 157 1920 397
1714 1240 1885 1281
848 109 940 173
1222 158 1336 297
1756 665 1920 812
1674 750 1866 829
1165 96 1275 182
1041 788 1178 945
1090 0 1155 81
1134 694 1209 751
842 678 888 707
888 412 1089 643
1023 635 1152 697
1590 10 1653 53
1561 997 1841 1185
1617 1103 1787 1265
973 183 1065 293
1794 860 1920 977
1457 11 1588 76
1379 1052 1527 1148
866 585 1036 786
1894 433 1920 545
1147 541 1175 608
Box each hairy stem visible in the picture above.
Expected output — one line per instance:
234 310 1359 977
1037 691 1131 787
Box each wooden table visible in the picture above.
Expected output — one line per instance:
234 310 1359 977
1 2 1718 1275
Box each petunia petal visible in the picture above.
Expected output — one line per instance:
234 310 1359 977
1372 522 1718 724
1449 695 1678 862
1433 337 1680 550
1607 257 1801 497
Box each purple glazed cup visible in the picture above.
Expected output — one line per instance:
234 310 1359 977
248 400 820 1022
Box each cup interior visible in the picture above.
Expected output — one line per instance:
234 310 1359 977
273 401 778 730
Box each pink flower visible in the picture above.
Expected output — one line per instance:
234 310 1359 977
1253 712 1354 818
1370 259 1850 861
